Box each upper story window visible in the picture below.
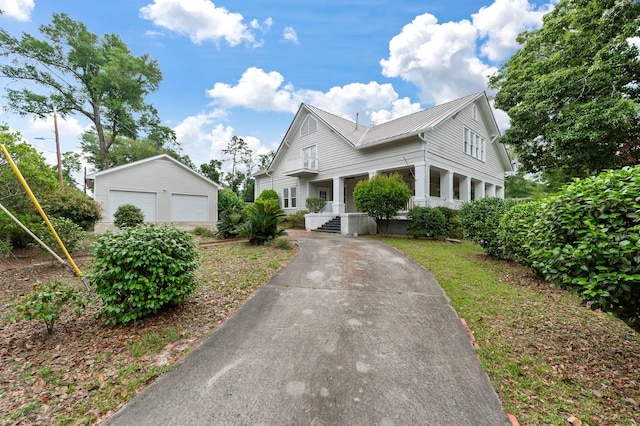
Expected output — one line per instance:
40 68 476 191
464 127 486 161
302 144 317 169
471 105 478 121
300 116 318 137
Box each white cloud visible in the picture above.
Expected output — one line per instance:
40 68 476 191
140 0 261 47
207 67 420 125
283 26 299 44
29 114 87 138
380 13 494 105
0 0 34 21
250 17 273 32
473 0 553 62
380 1 555 105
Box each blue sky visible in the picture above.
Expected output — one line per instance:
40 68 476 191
0 0 555 175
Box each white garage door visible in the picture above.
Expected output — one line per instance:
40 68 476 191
109 190 157 222
171 194 208 222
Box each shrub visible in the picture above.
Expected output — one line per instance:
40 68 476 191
0 240 11 258
305 197 327 213
113 204 144 229
33 217 85 256
433 207 464 239
40 186 102 230
14 280 87 335
459 197 518 258
256 189 279 202
281 210 308 229
265 237 293 250
353 173 412 236
218 188 244 212
406 206 447 239
192 226 214 238
89 225 199 325
496 201 539 264
236 199 286 245
216 208 246 239
529 166 640 324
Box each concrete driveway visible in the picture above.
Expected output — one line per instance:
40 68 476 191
103 234 511 425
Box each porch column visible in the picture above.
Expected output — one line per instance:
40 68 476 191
474 179 486 199
460 175 471 202
440 170 454 207
486 183 496 197
414 161 429 207
368 171 377 178
332 177 345 214
496 186 505 199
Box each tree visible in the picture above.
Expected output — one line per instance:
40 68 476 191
353 173 411 236
257 150 275 170
61 151 82 187
489 0 640 182
0 13 175 170
80 129 187 170
200 159 223 183
222 136 252 194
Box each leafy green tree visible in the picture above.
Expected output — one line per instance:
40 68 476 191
1 126 60 248
200 159 223 183
80 129 186 171
490 0 640 182
0 13 174 170
504 171 548 199
60 151 82 187
353 173 411 236
257 151 275 170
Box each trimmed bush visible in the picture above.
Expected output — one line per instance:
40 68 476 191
113 204 144 229
236 199 286 245
219 188 244 212
406 206 447 239
305 197 327 213
89 225 199 325
40 186 102 230
496 201 539 264
256 189 279 202
529 166 640 324
353 173 412 236
33 217 85 256
459 197 518 258
434 206 464 239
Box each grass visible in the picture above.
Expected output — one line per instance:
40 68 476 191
381 236 640 425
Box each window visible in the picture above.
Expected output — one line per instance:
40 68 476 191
463 127 486 161
471 105 478 121
282 187 297 208
300 116 318 137
302 145 317 169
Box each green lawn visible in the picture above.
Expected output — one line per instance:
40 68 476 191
381 236 640 425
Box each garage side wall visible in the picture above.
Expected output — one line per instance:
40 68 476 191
93 157 218 227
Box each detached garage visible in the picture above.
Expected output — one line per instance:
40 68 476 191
86 154 221 232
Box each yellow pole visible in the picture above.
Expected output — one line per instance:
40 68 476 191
0 143 83 278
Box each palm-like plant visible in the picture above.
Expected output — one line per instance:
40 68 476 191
236 199 286 245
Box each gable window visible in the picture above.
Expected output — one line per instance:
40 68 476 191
283 187 297 208
302 144 317 169
300 116 318 137
471 105 478 121
464 127 486 161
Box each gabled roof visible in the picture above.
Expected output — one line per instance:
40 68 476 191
86 154 221 188
264 91 511 174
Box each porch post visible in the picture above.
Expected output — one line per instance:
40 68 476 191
496 185 505 199
460 175 471 201
474 179 486 199
486 183 496 197
332 177 345 214
414 161 428 207
440 170 454 207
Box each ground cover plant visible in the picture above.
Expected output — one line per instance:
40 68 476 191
382 236 640 425
0 240 295 425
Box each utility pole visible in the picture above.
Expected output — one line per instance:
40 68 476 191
53 106 63 185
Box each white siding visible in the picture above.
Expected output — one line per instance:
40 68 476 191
93 156 218 224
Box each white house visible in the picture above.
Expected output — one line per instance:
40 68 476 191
86 154 220 232
254 91 512 235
